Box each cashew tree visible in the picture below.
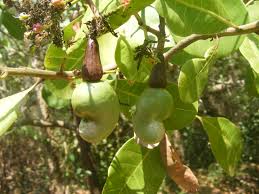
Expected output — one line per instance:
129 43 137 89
0 0 259 193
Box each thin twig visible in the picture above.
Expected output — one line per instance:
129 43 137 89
0 65 117 80
85 0 100 17
134 14 161 37
157 16 166 53
164 20 259 62
245 0 255 6
17 119 76 130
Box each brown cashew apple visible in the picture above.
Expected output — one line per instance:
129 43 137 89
133 88 173 145
71 81 120 144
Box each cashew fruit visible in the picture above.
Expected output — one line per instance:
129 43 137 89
71 81 120 143
133 88 173 145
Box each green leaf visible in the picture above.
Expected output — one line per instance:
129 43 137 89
115 35 136 79
99 0 156 29
240 34 259 74
115 36 152 82
167 48 196 66
44 44 67 71
247 1 259 22
155 0 247 36
65 0 156 68
1 9 26 40
164 83 198 130
44 42 85 71
178 58 207 103
98 33 118 69
245 66 259 97
44 80 75 100
178 45 218 103
63 15 84 43
44 39 85 100
198 116 243 176
103 138 166 194
174 34 245 58
42 85 70 109
0 83 37 136
113 80 146 117
158 0 248 58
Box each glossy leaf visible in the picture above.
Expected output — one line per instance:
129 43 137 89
44 42 85 71
178 58 207 103
164 83 198 130
155 0 247 36
103 138 166 194
167 48 196 67
63 15 84 43
44 80 75 100
115 35 136 79
198 116 243 176
42 85 70 109
158 0 248 58
66 0 156 67
240 34 259 74
0 83 37 136
174 33 245 58
113 80 146 117
99 0 155 29
98 33 118 69
178 45 218 103
245 66 259 97
44 44 67 71
247 1 259 22
1 10 26 40
115 35 153 82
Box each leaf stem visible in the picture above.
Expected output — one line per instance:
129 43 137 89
134 14 161 37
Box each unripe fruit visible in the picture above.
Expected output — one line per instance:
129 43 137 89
133 119 165 144
71 81 120 143
133 88 173 145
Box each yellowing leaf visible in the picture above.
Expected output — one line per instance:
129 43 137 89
0 82 38 137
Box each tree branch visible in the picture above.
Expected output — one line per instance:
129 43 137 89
17 119 76 130
134 14 161 37
0 65 117 80
164 20 259 62
85 0 100 17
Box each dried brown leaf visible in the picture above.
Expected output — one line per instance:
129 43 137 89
160 134 199 193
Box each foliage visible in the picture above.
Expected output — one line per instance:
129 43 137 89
0 0 259 193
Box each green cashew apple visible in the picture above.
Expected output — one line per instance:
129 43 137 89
133 88 173 145
71 81 120 144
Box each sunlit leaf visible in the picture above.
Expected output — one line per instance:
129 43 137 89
247 1 259 22
42 85 70 109
245 66 259 97
240 34 259 74
157 0 248 57
178 45 218 103
198 116 243 176
103 138 165 194
155 0 247 36
1 9 26 40
113 80 146 117
164 83 198 130
0 83 37 136
44 80 75 100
